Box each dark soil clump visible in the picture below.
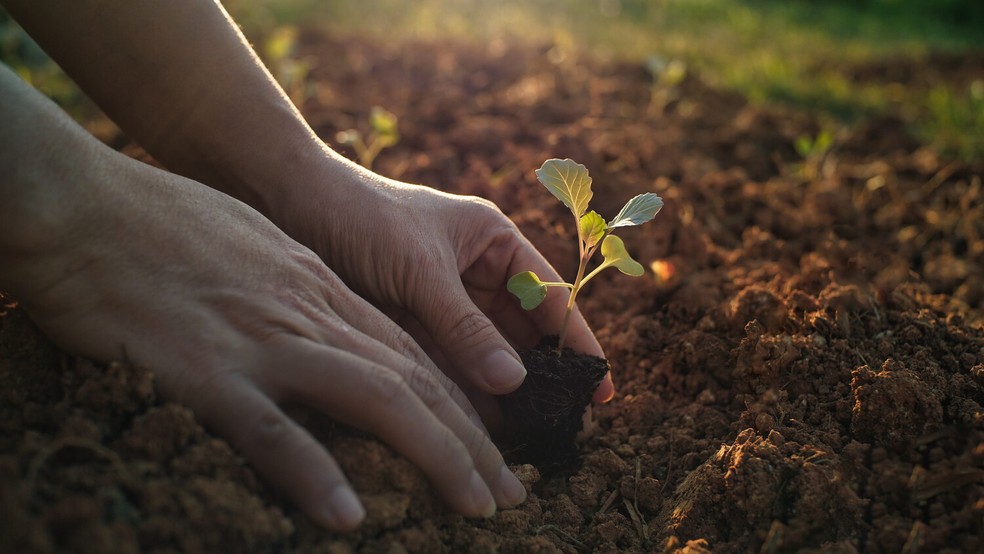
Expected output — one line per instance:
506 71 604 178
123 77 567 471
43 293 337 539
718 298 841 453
498 336 609 471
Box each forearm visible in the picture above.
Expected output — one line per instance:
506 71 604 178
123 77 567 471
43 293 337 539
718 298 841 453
0 62 100 294
2 0 337 218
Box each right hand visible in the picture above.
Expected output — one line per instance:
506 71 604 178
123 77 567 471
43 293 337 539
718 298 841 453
269 161 614 430
4 148 526 530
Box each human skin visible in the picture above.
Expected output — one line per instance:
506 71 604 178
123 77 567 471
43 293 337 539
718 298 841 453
0 0 614 529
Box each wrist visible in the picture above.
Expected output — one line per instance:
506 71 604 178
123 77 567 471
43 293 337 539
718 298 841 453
0 134 115 301
261 145 378 241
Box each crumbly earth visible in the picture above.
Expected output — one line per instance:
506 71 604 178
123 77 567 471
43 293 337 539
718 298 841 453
2 33 983 553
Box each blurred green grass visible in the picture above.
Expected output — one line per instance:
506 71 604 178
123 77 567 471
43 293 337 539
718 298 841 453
4 1 983 161
229 0 984 162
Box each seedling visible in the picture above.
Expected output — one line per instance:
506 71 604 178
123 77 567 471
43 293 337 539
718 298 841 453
792 128 834 180
335 106 400 170
793 129 833 160
507 158 663 352
263 26 312 110
645 55 687 115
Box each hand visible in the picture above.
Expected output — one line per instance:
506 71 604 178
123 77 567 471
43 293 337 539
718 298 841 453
275 160 616 427
0 0 614 424
3 148 527 530
0 0 596 529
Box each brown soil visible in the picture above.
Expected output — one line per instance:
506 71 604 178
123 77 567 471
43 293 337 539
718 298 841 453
2 32 984 553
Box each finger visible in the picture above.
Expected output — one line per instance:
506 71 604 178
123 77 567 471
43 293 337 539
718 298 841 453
196 373 365 531
293 285 485 427
320 286 436 369
460 282 540 351
461 228 606 359
384 309 501 434
270 339 528 514
500 239 614 403
410 274 528 395
280 285 522 502
510 247 605 358
459 230 611 402
594 372 615 402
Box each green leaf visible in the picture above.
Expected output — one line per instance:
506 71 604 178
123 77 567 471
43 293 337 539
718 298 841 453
579 210 607 248
376 133 400 148
264 26 298 62
369 106 399 137
507 271 549 310
535 158 593 217
600 235 644 276
794 136 813 158
814 129 833 153
607 193 663 229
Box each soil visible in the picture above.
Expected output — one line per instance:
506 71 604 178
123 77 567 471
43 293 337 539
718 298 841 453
2 32 984 553
499 336 610 471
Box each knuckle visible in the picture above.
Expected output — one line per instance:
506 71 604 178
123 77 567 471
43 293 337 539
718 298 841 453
443 309 494 345
171 363 235 408
243 407 295 451
463 195 503 216
291 246 329 274
434 425 472 466
404 366 451 411
456 197 510 230
290 248 343 291
467 431 498 466
384 322 435 369
392 327 425 359
447 386 473 414
362 365 410 406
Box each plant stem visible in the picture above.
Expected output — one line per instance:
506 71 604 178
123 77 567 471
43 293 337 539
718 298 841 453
556 230 608 353
362 136 386 170
351 140 369 167
557 288 577 355
557 249 589 354
579 259 611 287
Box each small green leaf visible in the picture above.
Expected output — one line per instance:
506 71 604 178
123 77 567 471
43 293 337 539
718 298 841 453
535 158 593 217
814 129 833 153
369 106 399 137
376 133 400 148
579 211 607 248
600 235 644 276
794 136 813 158
607 193 663 229
507 271 549 310
264 26 298 62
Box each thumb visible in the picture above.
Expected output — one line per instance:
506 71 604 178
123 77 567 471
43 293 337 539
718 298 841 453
412 279 527 395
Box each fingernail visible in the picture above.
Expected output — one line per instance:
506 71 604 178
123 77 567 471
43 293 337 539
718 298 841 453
469 469 497 518
500 465 527 507
325 486 365 530
594 372 615 403
482 350 526 391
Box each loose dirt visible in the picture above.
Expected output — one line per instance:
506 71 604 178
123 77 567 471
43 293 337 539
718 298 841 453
2 33 982 553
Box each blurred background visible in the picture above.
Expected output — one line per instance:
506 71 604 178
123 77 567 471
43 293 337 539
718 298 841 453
2 0 983 161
